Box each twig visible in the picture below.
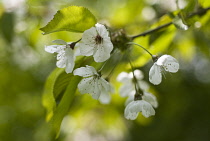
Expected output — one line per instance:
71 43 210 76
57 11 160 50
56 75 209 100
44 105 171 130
131 7 210 40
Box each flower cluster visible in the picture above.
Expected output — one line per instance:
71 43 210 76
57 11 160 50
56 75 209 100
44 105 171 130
117 70 158 120
45 23 113 73
45 23 179 120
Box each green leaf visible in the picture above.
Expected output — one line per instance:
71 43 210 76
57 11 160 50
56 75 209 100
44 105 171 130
40 6 97 34
50 75 81 138
42 68 66 121
53 71 72 100
0 12 15 43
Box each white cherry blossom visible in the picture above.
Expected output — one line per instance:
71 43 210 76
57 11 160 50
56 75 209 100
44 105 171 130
117 70 149 97
124 100 155 120
45 39 80 73
149 55 179 85
73 65 113 103
79 23 113 62
125 92 158 108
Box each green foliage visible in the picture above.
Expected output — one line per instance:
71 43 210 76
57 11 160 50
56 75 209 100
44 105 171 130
40 6 97 34
0 12 14 43
1 0 210 141
50 75 81 138
42 68 67 121
42 67 82 137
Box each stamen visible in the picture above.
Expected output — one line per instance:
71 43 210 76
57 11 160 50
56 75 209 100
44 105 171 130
95 34 103 44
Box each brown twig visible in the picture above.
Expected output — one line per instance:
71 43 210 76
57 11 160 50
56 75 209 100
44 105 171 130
131 7 210 40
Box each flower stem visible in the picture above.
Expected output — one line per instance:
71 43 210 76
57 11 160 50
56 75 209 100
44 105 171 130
129 60 143 98
98 60 109 72
69 38 82 49
130 7 210 39
127 42 153 57
106 51 123 78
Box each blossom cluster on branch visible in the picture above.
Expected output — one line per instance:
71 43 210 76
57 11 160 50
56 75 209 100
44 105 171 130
45 23 179 120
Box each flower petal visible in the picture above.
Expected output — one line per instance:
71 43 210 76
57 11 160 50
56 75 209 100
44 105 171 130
141 100 155 118
117 72 130 82
99 88 111 104
93 44 111 62
95 23 109 37
137 80 149 91
149 63 162 85
164 61 179 73
45 45 64 53
82 27 97 43
142 92 158 108
99 78 111 91
119 82 134 97
57 50 65 60
128 70 144 80
157 55 179 73
98 78 113 104
56 55 66 68
124 102 139 120
79 43 94 56
65 48 75 73
78 77 101 99
129 101 143 113
74 43 82 57
124 91 135 106
73 65 97 77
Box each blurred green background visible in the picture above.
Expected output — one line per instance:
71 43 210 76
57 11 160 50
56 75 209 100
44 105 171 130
0 0 210 141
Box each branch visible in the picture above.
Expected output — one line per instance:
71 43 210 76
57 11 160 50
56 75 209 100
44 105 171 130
131 7 210 40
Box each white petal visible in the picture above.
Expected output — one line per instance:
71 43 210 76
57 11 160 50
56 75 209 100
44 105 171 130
74 43 82 57
93 44 111 62
82 27 97 43
78 77 101 99
142 92 158 108
99 88 111 104
99 78 110 91
73 65 97 77
164 61 179 73
117 72 130 82
103 38 114 51
157 55 179 73
52 39 67 45
125 92 135 106
98 78 113 104
95 23 109 37
78 43 94 56
45 45 63 53
79 26 97 56
57 50 65 60
129 101 143 113
128 70 144 80
65 48 75 73
141 100 155 118
90 78 102 99
93 39 113 62
56 56 66 68
124 102 139 120
119 81 134 97
149 63 162 85
137 80 149 91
